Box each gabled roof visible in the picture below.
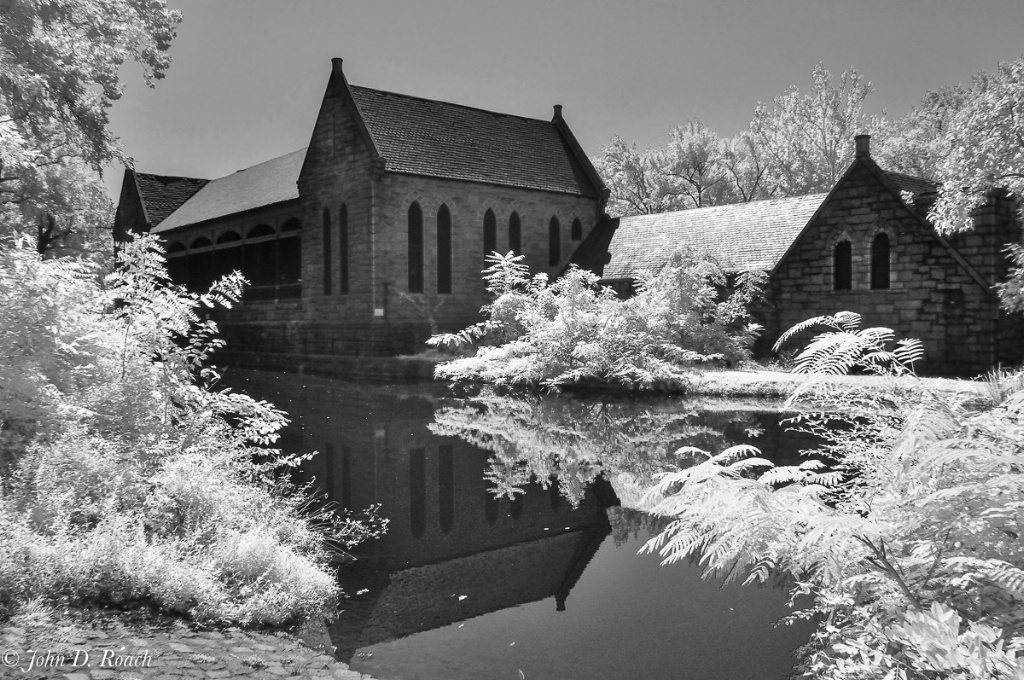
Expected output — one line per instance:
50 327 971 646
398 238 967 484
349 85 601 197
602 194 827 280
153 148 306 233
134 172 209 227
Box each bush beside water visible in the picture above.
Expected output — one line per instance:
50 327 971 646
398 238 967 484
0 236 383 626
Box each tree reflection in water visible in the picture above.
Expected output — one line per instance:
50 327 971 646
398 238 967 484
429 388 776 509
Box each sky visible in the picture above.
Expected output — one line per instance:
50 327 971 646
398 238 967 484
105 0 1024 199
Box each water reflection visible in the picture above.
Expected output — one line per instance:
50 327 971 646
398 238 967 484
432 388 818 509
226 371 815 680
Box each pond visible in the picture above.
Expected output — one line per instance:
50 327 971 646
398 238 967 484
227 370 821 680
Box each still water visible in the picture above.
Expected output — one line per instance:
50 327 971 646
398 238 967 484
228 370 819 680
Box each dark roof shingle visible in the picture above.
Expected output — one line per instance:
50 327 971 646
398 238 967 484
883 171 938 197
350 86 598 196
134 173 209 227
603 194 827 279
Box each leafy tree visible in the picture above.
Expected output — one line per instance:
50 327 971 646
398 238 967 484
751 63 873 197
591 136 686 216
662 120 733 208
720 131 772 202
869 85 968 182
0 0 180 254
921 57 1024 315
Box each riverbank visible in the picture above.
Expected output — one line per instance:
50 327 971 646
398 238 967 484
0 607 376 680
217 350 991 403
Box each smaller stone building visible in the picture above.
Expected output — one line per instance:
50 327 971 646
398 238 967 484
584 136 1022 375
115 58 609 359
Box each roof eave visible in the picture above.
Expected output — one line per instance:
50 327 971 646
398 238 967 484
552 108 610 204
153 196 302 236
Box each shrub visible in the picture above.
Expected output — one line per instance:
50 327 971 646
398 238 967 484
0 235 383 626
430 251 765 390
642 315 1024 678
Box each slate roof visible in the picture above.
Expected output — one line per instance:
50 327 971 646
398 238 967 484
350 86 599 196
153 148 307 233
150 82 599 232
602 193 828 280
883 171 938 197
134 173 209 227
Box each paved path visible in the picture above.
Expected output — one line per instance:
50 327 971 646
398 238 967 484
0 609 378 680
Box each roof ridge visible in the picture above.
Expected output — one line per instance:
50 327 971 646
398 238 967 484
620 192 829 221
350 84 556 126
206 147 308 182
135 171 210 183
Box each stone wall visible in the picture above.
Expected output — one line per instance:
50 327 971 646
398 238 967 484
769 162 1020 375
198 66 605 359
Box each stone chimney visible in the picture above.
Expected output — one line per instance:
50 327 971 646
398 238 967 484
855 134 870 158
331 57 343 73
553 104 563 120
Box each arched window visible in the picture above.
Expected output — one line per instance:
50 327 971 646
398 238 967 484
322 207 332 295
509 211 521 255
339 204 349 294
871 233 891 290
166 241 187 285
571 217 583 241
278 219 302 288
437 204 452 294
548 217 561 266
244 224 277 287
408 202 423 293
483 209 497 258
214 231 243 281
187 237 214 292
834 239 852 291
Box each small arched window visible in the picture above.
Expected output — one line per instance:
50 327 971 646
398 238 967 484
509 211 522 255
548 217 561 266
437 204 452 294
483 209 497 258
571 217 583 241
871 233 891 290
408 202 423 293
247 224 275 238
339 204 349 294
834 239 852 291
322 207 332 295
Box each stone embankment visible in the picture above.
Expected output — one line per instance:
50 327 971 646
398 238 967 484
0 610 377 680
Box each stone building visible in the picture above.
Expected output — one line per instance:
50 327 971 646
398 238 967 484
583 135 1022 375
114 58 609 358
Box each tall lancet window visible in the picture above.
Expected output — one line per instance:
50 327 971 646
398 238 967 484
483 209 497 258
548 217 561 266
509 211 522 255
871 233 891 290
834 239 852 291
437 204 452 294
408 202 423 293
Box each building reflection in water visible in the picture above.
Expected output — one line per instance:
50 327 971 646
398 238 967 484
226 371 617 663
